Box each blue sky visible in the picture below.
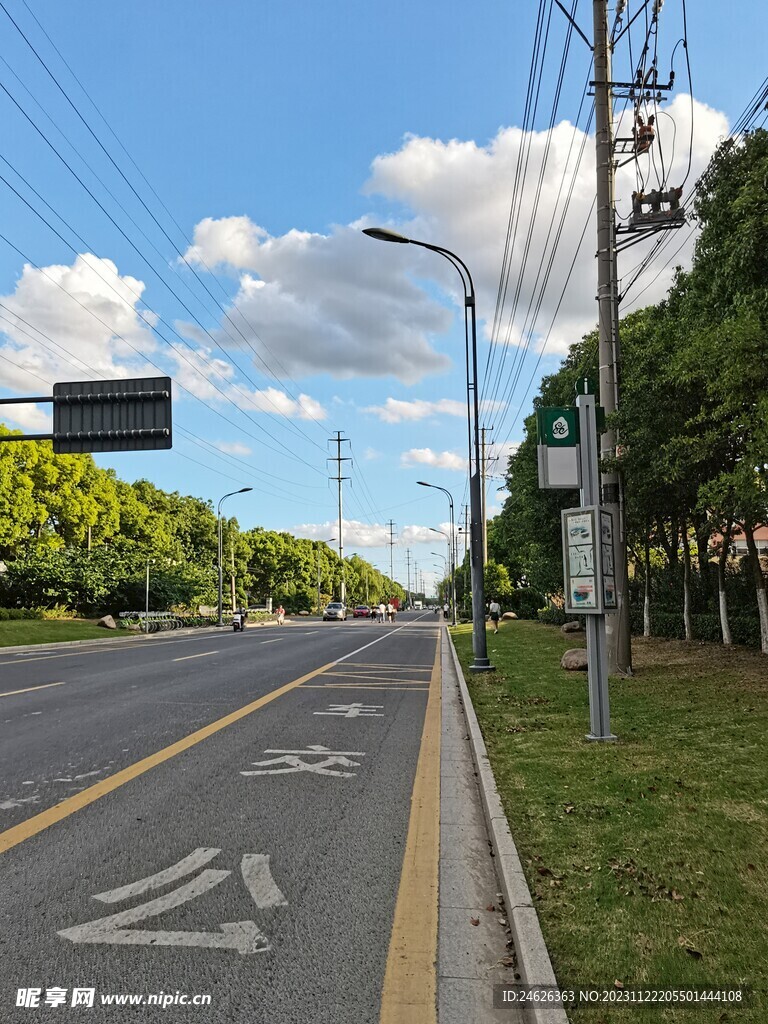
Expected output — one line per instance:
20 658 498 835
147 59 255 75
0 0 764 594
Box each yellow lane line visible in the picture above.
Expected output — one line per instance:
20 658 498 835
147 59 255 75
379 635 440 1024
0 659 337 857
0 681 66 699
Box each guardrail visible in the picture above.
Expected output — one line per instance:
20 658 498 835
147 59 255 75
118 611 225 633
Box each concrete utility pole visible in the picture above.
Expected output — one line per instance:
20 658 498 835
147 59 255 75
328 432 351 604
406 548 412 607
386 520 396 587
592 0 631 675
480 427 498 565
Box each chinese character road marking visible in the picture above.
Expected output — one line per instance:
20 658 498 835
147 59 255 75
71 989 95 1008
313 703 384 718
58 849 286 955
241 744 366 778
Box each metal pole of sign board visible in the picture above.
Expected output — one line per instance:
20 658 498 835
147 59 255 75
576 393 616 742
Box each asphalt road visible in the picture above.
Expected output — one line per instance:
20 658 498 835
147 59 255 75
0 612 440 1022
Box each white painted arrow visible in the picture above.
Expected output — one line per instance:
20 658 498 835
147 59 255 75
59 919 269 954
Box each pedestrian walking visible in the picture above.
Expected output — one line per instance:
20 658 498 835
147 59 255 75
276 604 285 626
443 602 449 620
489 598 501 634
386 602 394 623
378 602 386 623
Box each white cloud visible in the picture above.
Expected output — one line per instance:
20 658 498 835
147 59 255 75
184 220 452 384
1 403 51 433
363 447 381 460
0 254 157 389
291 518 456 549
291 519 388 548
214 440 252 457
182 95 725 397
364 397 466 423
401 522 455 545
401 447 467 471
364 95 728 358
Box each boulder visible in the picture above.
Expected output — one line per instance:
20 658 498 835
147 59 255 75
298 610 310 616
502 611 518 620
562 620 582 633
561 648 588 671
97 614 117 630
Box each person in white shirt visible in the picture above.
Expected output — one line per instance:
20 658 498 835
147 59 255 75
378 602 386 623
489 599 501 633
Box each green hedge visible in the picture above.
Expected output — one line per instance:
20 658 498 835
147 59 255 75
0 607 44 621
629 609 761 648
508 587 546 620
538 606 567 626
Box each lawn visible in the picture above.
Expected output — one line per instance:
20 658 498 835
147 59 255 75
0 619 131 647
451 620 768 1023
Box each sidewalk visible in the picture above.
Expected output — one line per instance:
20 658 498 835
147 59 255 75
438 628 524 1023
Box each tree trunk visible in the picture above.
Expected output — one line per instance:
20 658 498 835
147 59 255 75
681 518 693 642
743 524 768 654
717 521 733 646
656 519 676 566
643 528 651 637
692 511 712 608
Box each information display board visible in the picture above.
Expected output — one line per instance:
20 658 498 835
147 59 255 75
561 505 616 615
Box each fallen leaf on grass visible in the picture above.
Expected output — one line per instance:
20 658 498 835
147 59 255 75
614 980 625 989
564 804 575 814
537 866 553 877
497 956 515 968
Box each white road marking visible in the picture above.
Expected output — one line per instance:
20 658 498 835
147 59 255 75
172 651 218 662
0 681 66 699
314 703 384 718
94 848 221 904
60 849 285 955
241 744 366 778
59 871 271 953
260 638 282 644
240 854 288 908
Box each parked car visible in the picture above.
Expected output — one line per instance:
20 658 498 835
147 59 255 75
353 605 370 618
322 602 347 621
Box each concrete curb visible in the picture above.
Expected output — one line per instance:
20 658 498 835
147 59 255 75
446 630 569 1024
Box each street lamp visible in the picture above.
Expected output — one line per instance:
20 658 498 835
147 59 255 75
217 488 253 626
366 228 492 670
419 480 457 626
315 538 335 614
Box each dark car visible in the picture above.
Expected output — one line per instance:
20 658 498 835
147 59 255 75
353 605 371 618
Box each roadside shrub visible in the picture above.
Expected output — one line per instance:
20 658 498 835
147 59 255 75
508 587 546 620
0 607 44 620
538 606 567 626
630 609 761 648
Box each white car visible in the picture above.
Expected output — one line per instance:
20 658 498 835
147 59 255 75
322 602 347 621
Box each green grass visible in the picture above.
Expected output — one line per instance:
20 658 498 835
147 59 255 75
451 620 768 1023
0 619 131 647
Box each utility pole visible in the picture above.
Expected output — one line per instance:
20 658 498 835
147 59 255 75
480 426 498 565
406 548 412 608
592 0 631 675
386 520 396 588
328 432 351 604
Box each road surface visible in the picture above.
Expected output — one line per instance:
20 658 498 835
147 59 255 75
1 612 442 1022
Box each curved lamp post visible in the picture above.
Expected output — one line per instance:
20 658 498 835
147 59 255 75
217 487 253 626
365 228 492 671
418 482 457 626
